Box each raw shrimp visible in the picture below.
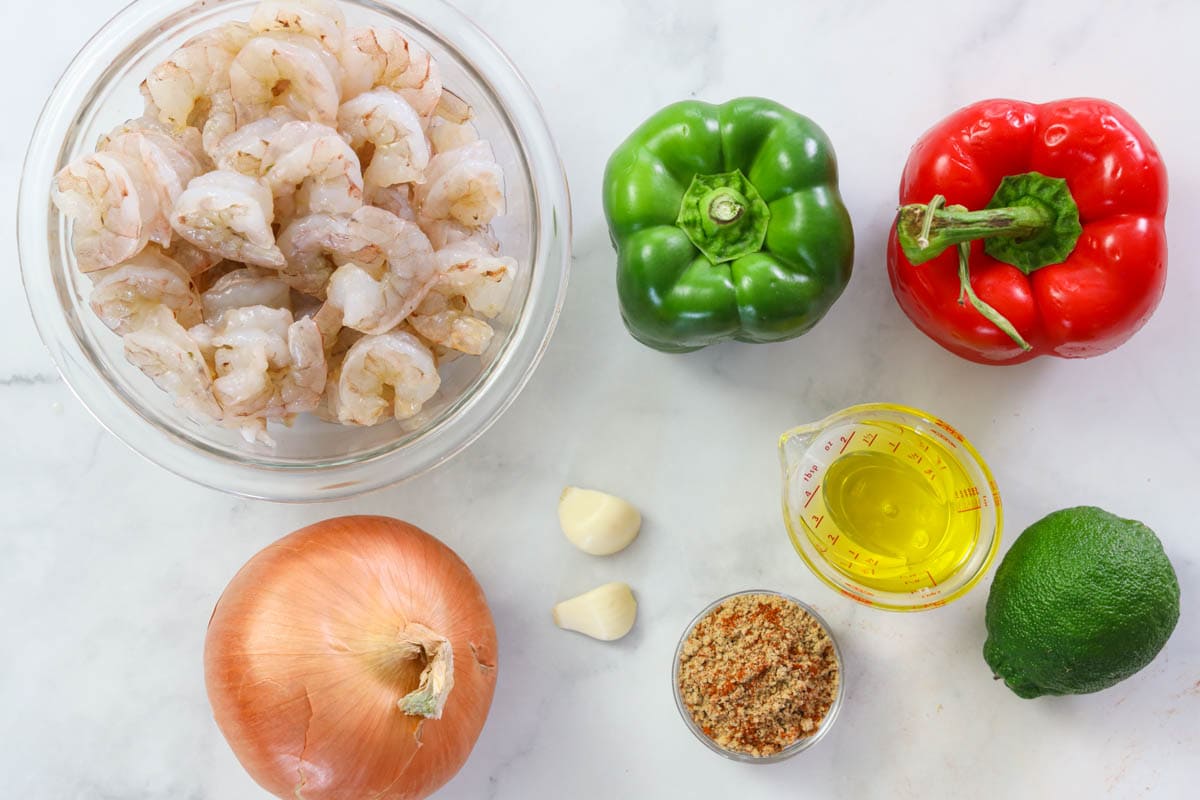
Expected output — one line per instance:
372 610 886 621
208 305 326 425
407 291 494 356
141 22 251 158
211 107 296 176
367 183 416 221
201 267 292 324
249 0 346 51
324 214 438 334
433 238 516 317
281 316 327 413
337 88 429 188
427 116 479 155
100 124 205 247
163 237 222 277
123 305 221 420
341 206 423 272
194 260 242 293
261 121 363 215
89 247 202 334
229 34 342 126
210 305 292 419
420 218 499 251
52 152 158 272
276 212 351 296
327 331 439 425
432 89 473 125
414 140 504 227
339 27 442 116
170 170 286 268
98 115 209 169
275 205 413 297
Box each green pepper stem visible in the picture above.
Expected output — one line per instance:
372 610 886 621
705 188 746 226
676 169 770 264
898 201 1052 265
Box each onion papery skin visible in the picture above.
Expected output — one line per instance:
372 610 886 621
204 516 498 800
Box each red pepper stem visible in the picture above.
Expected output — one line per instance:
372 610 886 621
898 199 1053 265
955 243 1032 351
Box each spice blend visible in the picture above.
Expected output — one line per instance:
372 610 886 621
677 593 840 757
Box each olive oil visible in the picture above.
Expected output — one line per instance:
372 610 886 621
800 422 983 592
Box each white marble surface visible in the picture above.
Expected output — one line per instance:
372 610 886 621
3 0 1198 797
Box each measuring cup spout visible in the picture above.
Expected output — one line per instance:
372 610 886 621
779 425 820 475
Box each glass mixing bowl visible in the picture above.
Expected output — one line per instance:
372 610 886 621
18 0 570 501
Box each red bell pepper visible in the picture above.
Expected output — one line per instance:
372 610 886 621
887 98 1167 364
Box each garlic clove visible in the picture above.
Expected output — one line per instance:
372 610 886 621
558 487 641 556
552 582 637 641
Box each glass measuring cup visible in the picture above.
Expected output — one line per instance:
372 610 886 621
780 403 1002 611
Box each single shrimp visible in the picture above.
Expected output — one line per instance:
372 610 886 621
249 0 346 51
210 305 293 418
141 22 251 158
183 323 293 447
337 88 430 188
98 115 209 169
339 27 442 116
123 305 221 420
433 238 516 317
229 34 342 126
281 316 327 413
414 140 504 227
201 267 292 324
211 107 297 177
407 291 494 356
169 170 286 268
100 124 205 247
340 205 421 272
276 205 413 297
89 247 202 334
324 214 438 334
327 331 439 425
52 151 158 272
261 120 364 215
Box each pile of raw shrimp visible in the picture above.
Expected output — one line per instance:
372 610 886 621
51 0 515 444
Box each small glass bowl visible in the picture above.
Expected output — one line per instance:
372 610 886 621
18 0 570 501
672 590 845 763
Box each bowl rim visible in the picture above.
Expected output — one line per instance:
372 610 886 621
18 0 572 502
671 589 845 763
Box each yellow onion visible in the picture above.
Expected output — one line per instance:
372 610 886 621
205 516 498 799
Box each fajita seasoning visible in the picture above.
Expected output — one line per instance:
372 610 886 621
676 592 840 757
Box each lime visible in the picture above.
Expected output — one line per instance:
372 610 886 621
983 506 1180 699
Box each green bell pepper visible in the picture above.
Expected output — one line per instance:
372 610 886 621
602 97 855 353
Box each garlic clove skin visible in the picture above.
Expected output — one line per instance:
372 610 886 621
552 582 637 641
558 487 642 556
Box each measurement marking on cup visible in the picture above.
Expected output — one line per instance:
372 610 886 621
957 505 982 513
804 484 821 509
839 431 855 454
926 571 938 586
